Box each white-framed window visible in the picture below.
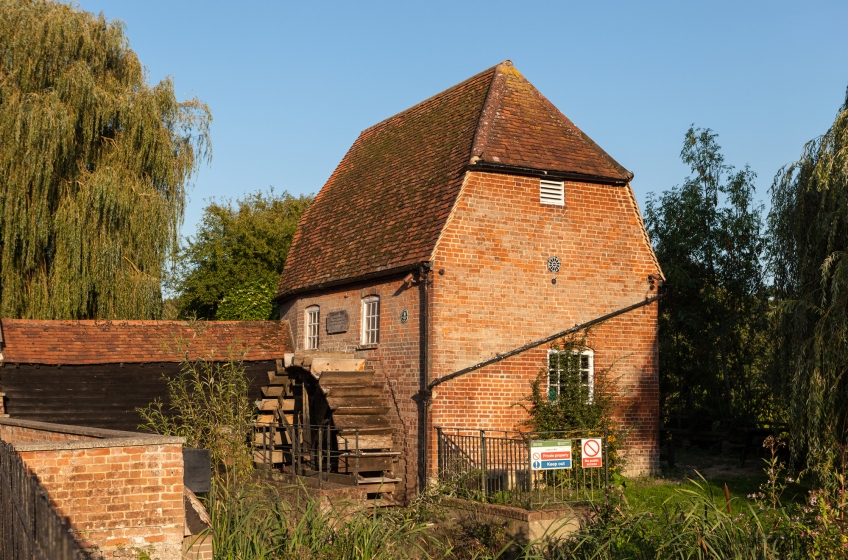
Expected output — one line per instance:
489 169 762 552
540 179 565 206
305 306 320 350
361 296 380 345
547 348 594 403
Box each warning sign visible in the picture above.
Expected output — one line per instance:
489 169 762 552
530 440 572 470
581 438 603 468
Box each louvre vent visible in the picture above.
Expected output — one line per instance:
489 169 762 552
540 180 565 206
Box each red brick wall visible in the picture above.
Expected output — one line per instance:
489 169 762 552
17 443 185 559
280 169 662 489
427 171 660 476
280 275 424 499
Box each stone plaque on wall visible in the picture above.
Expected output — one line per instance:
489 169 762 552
326 310 349 334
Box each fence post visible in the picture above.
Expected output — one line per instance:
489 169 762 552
318 425 323 489
435 427 443 480
603 428 609 501
355 428 360 480
480 430 487 499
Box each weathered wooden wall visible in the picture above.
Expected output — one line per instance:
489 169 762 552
0 361 272 431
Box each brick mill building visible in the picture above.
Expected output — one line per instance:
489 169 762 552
275 60 663 499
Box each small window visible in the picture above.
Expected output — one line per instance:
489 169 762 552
361 296 380 345
305 306 320 350
540 180 565 206
547 349 594 403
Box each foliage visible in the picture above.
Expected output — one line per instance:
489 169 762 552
520 332 626 472
0 0 211 319
215 278 278 320
533 435 848 559
644 127 771 428
171 189 311 320
768 90 848 485
137 339 254 484
205 480 447 559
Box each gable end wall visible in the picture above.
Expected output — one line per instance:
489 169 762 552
428 171 660 476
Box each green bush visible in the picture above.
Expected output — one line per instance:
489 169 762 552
137 340 255 485
519 332 627 474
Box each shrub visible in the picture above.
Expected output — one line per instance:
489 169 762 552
137 339 255 485
519 331 627 473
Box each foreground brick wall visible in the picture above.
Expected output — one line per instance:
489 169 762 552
0 419 185 560
428 171 661 476
0 423 98 444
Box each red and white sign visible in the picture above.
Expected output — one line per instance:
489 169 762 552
581 438 603 468
541 451 571 460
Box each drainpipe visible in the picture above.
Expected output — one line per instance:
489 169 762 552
417 262 432 491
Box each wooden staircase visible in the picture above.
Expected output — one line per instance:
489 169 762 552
253 354 400 498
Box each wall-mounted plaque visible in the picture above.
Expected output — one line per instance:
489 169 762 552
326 310 349 334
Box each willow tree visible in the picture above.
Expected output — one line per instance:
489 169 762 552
769 90 848 482
0 0 211 319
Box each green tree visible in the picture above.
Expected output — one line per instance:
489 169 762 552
0 0 211 319
645 127 770 429
768 91 848 484
172 189 311 320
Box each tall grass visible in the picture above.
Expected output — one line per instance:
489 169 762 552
205 481 448 560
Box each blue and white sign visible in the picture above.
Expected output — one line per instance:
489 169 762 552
529 439 572 470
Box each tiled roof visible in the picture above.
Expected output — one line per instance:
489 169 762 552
0 319 294 365
277 61 631 297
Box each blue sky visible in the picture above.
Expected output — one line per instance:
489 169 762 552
75 1 848 239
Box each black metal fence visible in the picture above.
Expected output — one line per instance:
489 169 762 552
435 427 609 509
0 442 83 560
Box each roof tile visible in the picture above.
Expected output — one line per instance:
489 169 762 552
0 319 294 365
277 61 630 296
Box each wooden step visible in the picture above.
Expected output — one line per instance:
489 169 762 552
356 477 401 494
258 399 278 411
323 385 382 398
268 374 292 386
293 351 354 367
256 397 295 412
338 454 393 473
256 414 275 425
332 414 391 430
327 395 383 410
319 370 376 386
253 449 285 464
275 412 294 425
337 427 393 438
337 433 393 451
311 358 366 374
262 385 285 398
253 431 283 446
333 406 389 416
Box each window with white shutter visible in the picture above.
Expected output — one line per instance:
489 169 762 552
540 180 565 206
305 306 320 350
361 296 380 345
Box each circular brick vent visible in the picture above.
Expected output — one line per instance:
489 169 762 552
547 256 561 273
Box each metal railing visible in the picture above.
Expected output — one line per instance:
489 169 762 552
435 427 609 509
0 442 83 560
253 422 385 486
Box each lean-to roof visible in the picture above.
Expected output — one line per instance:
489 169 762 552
0 319 294 365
